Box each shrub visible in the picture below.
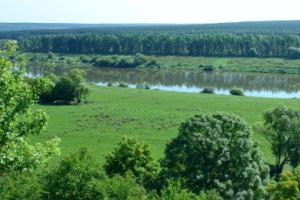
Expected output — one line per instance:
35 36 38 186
156 180 222 200
160 113 268 199
104 136 159 190
200 64 214 71
47 51 54 59
0 172 43 200
39 69 90 104
87 174 148 200
107 82 114 87
118 82 128 88
267 166 300 199
136 83 151 89
134 53 148 66
44 148 105 200
230 87 244 96
201 87 215 94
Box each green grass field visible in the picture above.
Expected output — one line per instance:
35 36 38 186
32 86 300 164
26 52 300 74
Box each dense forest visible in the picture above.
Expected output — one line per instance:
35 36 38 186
14 33 300 57
1 21 300 58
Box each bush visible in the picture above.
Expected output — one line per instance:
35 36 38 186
87 174 148 200
47 52 54 59
200 64 214 71
44 148 105 200
118 82 128 88
136 83 151 89
157 180 222 200
39 69 90 104
104 137 159 190
201 88 215 94
0 172 42 200
107 82 114 87
160 113 268 199
267 166 300 199
230 87 244 96
134 53 148 66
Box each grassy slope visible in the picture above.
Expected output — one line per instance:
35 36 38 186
32 86 300 164
27 52 300 74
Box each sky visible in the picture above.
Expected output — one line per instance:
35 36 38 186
1 0 300 24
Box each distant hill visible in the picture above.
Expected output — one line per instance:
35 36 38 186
0 23 124 32
1 21 300 35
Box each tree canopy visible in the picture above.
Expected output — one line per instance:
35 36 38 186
0 41 60 174
161 113 268 199
264 105 300 178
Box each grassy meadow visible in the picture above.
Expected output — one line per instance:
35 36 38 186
32 86 300 164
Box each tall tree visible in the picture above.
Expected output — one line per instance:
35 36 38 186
0 41 60 174
161 113 268 199
264 105 300 179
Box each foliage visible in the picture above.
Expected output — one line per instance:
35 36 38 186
201 88 215 94
267 166 300 200
230 87 244 96
160 113 268 199
288 47 300 59
200 64 214 71
0 41 60 173
40 69 90 104
158 181 222 200
87 174 148 200
104 136 159 190
136 83 151 89
15 32 300 58
263 105 300 178
44 148 104 200
26 77 55 100
44 147 148 200
118 82 129 88
0 172 43 200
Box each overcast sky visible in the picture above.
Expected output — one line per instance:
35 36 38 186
1 0 300 24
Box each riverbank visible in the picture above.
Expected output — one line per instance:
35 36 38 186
32 86 300 164
25 52 300 74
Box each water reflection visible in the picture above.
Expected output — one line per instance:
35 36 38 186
27 66 300 98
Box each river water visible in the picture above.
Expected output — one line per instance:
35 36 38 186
27 66 300 98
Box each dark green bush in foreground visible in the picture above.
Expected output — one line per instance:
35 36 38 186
104 136 159 190
230 87 244 96
0 172 42 200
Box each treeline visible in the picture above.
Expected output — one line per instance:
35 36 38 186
17 33 300 58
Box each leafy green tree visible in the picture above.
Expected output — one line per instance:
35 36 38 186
161 113 268 199
44 148 104 200
87 174 148 200
0 41 60 173
68 68 90 103
264 105 300 178
0 172 42 200
39 69 90 104
158 181 222 200
267 166 300 200
104 136 159 190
